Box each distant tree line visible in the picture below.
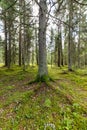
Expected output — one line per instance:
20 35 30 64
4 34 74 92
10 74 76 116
0 0 87 80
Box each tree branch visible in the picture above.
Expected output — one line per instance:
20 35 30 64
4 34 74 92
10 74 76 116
74 0 87 6
5 0 17 11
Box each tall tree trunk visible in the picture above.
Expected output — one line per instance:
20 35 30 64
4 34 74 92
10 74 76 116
32 47 34 66
19 22 22 66
19 0 22 66
26 37 31 66
68 0 73 71
51 52 52 68
50 28 53 68
60 36 63 66
35 28 38 65
54 38 57 65
22 0 26 71
8 22 11 69
84 43 87 66
38 0 48 77
78 7 81 68
57 27 61 67
4 13 8 67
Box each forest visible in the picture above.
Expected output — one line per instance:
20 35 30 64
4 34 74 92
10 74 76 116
0 0 87 129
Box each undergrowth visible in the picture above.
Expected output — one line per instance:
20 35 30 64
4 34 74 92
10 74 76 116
0 65 87 129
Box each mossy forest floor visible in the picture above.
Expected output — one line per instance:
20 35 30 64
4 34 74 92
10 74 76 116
0 65 87 130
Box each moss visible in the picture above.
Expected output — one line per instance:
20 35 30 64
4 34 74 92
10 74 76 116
28 74 54 84
0 66 87 129
36 75 50 82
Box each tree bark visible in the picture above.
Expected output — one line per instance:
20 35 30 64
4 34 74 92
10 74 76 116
4 13 8 67
38 0 48 77
68 0 73 71
19 0 22 66
8 21 11 69
35 28 38 65
19 21 22 66
57 27 61 67
60 34 63 66
78 7 81 68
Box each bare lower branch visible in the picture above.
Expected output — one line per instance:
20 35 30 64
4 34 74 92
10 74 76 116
4 0 17 11
74 0 87 6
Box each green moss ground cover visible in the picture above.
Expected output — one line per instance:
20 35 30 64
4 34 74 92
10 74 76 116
0 65 87 130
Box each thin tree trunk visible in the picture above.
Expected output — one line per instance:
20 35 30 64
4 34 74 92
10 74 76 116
22 0 26 71
51 52 52 68
57 27 61 67
26 37 31 66
8 22 11 69
4 13 8 67
54 39 57 65
19 23 22 66
35 28 38 65
19 0 22 66
78 7 81 68
68 0 73 71
60 37 63 66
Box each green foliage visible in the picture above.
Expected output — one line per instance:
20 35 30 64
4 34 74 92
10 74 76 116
44 98 51 108
6 85 14 90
